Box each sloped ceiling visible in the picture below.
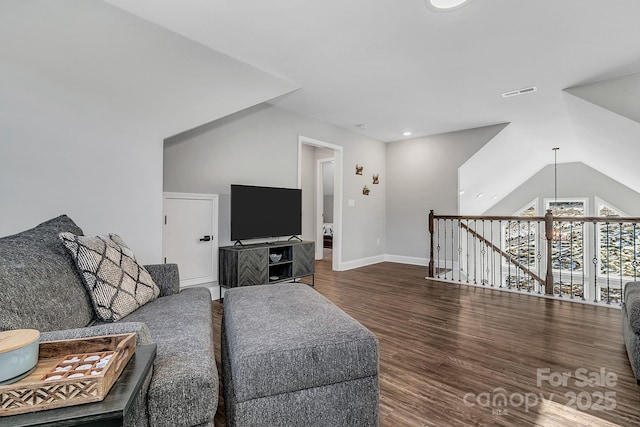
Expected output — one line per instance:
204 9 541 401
461 72 640 215
0 0 298 140
565 72 640 125
102 0 640 215
102 0 640 142
562 74 640 200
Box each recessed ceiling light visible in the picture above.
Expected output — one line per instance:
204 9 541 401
459 189 465 195
477 193 484 199
403 131 412 136
425 0 472 12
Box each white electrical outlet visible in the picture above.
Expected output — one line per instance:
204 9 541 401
348 199 355 207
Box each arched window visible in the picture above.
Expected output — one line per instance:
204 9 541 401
597 198 640 282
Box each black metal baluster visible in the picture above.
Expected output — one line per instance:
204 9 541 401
568 221 573 298
436 219 441 279
527 220 532 292
466 220 470 283
451 220 455 281
537 220 542 294
473 220 477 285
491 221 495 287
507 221 512 289
619 222 623 305
458 220 462 282
581 222 585 301
593 222 599 303
443 219 448 279
480 219 487 286
634 223 638 282
517 220 521 290
606 222 610 304
499 220 504 288
557 221 563 298
484 220 489 286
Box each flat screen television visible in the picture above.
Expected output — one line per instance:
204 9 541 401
230 184 302 242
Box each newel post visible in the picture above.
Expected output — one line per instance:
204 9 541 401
544 209 554 295
428 210 435 278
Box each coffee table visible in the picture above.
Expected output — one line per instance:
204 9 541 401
0 343 156 427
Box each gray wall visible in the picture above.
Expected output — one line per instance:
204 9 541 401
323 162 335 223
324 196 334 223
385 124 506 260
300 144 316 242
0 1 294 263
164 103 387 264
301 147 335 242
485 162 640 216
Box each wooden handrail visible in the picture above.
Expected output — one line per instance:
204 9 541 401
433 214 640 223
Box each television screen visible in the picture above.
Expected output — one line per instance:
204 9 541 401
231 185 302 241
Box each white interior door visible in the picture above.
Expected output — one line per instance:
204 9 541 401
163 193 218 287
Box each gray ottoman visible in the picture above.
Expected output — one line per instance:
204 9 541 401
222 283 379 426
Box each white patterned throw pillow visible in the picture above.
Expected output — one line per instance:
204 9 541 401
59 232 160 322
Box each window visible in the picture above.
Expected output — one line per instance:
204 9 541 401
545 198 587 298
597 199 640 281
503 200 538 290
546 199 586 273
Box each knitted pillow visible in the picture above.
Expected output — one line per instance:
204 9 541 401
59 232 160 322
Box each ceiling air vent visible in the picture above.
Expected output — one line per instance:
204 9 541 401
501 86 538 98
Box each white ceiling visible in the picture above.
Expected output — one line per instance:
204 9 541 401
103 0 640 143
102 0 640 214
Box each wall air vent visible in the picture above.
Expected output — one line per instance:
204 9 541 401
501 86 538 98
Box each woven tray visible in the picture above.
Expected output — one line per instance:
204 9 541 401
0 333 136 416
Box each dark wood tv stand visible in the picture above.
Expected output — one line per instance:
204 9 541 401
219 240 315 290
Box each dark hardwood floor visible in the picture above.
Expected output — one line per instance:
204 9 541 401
213 254 640 426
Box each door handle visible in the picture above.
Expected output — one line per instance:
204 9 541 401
199 235 212 242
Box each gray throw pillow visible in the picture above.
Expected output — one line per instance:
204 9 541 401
59 232 160 322
0 215 94 332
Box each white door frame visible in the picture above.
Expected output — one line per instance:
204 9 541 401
297 135 344 271
316 157 335 259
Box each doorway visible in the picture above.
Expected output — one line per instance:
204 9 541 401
163 192 219 297
317 158 335 262
298 136 343 271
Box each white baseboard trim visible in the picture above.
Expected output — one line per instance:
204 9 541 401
339 255 387 271
208 285 221 300
384 254 428 266
339 254 432 270
336 254 460 271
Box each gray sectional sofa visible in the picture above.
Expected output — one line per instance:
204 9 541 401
623 281 640 384
0 215 218 426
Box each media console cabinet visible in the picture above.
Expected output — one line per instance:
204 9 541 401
219 240 315 290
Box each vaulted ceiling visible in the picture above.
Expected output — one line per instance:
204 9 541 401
103 0 640 212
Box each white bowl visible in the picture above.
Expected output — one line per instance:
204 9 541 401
0 329 40 385
269 254 282 263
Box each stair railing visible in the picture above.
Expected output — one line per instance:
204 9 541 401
428 210 640 305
